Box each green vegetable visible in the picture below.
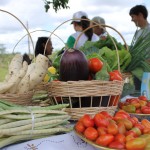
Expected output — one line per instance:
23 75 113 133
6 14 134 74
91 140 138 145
95 62 110 81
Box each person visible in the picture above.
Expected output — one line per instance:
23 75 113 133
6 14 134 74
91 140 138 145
129 5 150 46
91 16 107 40
23 53 32 65
34 37 53 66
129 5 150 91
66 11 99 49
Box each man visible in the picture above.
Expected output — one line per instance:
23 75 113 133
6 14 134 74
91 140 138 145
129 5 150 46
128 5 150 91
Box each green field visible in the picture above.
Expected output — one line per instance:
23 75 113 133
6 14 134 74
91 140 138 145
0 54 14 82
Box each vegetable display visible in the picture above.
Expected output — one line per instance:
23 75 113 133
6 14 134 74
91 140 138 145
0 100 72 148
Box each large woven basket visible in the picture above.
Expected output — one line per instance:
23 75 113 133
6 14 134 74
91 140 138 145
48 80 124 120
46 20 127 120
0 9 35 106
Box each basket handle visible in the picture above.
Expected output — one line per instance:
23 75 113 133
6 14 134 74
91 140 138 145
0 9 34 54
74 24 121 71
12 30 65 55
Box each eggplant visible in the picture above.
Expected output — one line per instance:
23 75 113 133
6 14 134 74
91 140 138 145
59 48 89 81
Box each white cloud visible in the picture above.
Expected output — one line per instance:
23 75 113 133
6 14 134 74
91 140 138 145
0 0 148 54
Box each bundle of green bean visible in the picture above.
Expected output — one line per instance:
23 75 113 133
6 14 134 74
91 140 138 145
0 100 72 148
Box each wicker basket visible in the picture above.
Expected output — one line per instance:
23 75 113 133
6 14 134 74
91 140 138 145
48 80 124 120
46 21 126 120
0 91 34 106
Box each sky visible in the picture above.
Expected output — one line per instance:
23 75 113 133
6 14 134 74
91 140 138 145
0 0 149 54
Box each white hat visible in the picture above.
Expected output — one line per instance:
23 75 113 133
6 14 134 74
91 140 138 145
71 11 88 23
92 16 105 24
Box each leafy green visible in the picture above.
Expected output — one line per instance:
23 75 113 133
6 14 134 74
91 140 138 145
95 62 110 81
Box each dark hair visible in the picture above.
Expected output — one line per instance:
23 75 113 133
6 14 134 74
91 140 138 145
129 5 148 19
75 16 93 41
23 53 32 65
35 37 50 57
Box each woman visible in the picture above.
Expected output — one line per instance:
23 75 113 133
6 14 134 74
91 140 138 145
66 11 99 49
34 37 53 66
35 37 53 57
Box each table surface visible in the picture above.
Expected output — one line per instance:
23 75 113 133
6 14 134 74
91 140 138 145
1 131 99 150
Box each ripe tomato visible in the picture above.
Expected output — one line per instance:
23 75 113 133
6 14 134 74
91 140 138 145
114 133 126 144
97 126 108 136
84 127 98 141
126 138 147 150
75 121 85 133
107 122 118 135
96 134 114 146
108 141 125 149
138 95 148 101
109 70 123 81
88 58 103 74
93 113 109 127
81 114 94 128
134 122 144 133
141 106 150 114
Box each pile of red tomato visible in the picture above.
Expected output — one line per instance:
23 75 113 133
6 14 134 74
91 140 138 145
119 96 150 114
75 110 150 150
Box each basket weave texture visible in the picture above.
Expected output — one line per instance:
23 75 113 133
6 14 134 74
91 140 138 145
0 91 34 106
48 80 123 97
48 80 124 120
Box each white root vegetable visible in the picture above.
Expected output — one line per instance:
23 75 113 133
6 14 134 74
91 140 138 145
16 63 35 93
17 75 30 94
7 61 28 94
0 82 14 94
5 54 23 82
29 54 49 90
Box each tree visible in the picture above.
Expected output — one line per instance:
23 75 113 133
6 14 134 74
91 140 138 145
0 44 6 54
43 0 70 12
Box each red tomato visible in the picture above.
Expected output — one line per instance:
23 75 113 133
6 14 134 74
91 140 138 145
109 95 120 106
93 113 109 127
113 70 122 78
109 70 123 81
114 133 126 144
107 122 118 135
99 111 112 119
134 123 144 133
88 58 103 73
141 106 150 114
138 95 148 101
97 126 108 136
125 130 138 138
96 134 114 146
146 102 150 107
75 121 85 133
108 141 125 149
81 114 94 128
84 127 98 141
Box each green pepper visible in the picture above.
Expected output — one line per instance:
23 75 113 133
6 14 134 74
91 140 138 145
122 105 136 113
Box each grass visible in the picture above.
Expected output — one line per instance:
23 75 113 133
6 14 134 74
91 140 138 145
0 54 14 82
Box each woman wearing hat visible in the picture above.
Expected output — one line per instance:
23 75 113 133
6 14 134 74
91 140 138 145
66 11 99 49
91 16 107 40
